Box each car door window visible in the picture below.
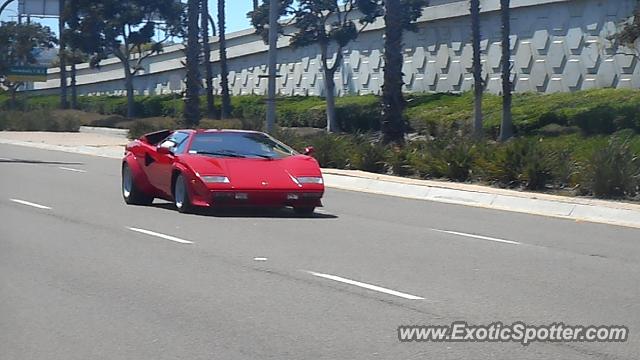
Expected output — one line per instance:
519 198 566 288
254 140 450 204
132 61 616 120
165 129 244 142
159 132 189 154
173 133 191 154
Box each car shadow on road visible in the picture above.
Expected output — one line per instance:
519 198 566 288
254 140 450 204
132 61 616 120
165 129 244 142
148 202 339 219
0 158 84 166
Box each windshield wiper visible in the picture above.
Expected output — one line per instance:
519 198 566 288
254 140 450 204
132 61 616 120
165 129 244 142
244 153 275 160
194 150 247 158
195 150 275 160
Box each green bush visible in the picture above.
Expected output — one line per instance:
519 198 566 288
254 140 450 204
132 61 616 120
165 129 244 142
385 147 412 176
306 134 354 168
125 117 179 139
441 139 478 182
348 136 387 173
0 110 82 132
585 134 640 198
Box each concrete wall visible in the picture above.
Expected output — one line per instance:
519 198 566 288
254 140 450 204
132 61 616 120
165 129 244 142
29 0 638 97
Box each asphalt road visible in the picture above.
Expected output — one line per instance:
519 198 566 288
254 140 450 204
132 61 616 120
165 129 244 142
1 143 639 360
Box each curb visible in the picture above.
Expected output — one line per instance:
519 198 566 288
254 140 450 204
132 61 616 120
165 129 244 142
2 137 639 229
322 169 640 229
79 126 129 138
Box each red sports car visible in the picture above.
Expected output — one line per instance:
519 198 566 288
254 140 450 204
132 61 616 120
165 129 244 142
121 129 324 214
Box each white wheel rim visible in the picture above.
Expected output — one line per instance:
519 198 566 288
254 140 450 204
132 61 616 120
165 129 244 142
175 178 185 208
123 166 132 198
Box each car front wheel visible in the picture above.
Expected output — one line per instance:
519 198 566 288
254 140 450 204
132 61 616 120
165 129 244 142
122 163 154 205
174 174 195 214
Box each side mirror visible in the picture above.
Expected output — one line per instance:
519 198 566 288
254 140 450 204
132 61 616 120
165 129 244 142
303 146 315 156
157 146 173 155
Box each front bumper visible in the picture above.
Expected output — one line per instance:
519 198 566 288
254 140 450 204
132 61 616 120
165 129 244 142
192 189 324 208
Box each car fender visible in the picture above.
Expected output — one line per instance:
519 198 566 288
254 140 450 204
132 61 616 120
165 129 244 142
171 162 211 207
123 154 157 196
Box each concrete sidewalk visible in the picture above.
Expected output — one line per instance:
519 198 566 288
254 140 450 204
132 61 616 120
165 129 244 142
2 130 639 229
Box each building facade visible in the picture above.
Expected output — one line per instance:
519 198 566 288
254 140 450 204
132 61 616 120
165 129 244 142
30 0 638 97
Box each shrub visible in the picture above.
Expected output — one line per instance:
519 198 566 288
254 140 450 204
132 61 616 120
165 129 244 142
88 115 128 128
0 110 82 132
405 141 438 178
125 117 179 139
585 135 640 198
385 146 412 176
441 139 478 182
306 134 353 168
199 118 244 130
521 141 553 190
348 136 387 173
483 139 553 189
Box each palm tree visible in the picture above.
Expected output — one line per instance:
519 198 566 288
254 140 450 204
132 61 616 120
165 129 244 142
470 0 484 138
218 0 231 119
381 0 427 144
253 0 259 11
59 0 68 109
498 0 513 141
67 49 88 109
184 0 201 126
381 0 405 144
201 0 215 117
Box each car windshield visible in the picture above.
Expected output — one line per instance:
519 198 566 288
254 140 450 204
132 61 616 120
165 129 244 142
188 132 297 159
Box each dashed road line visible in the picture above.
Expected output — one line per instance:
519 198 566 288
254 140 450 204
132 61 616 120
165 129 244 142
431 229 521 246
9 199 52 210
59 167 87 173
305 270 424 300
127 227 194 244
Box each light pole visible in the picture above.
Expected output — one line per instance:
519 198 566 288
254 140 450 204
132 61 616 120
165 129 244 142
0 0 16 17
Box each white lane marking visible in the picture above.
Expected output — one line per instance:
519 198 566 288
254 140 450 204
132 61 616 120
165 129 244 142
59 167 87 173
305 270 424 300
431 229 521 245
253 257 268 261
127 227 193 244
10 199 52 210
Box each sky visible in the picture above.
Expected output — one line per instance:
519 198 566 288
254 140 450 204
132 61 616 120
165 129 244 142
0 1 255 37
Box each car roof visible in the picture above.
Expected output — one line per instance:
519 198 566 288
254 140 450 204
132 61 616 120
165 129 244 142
175 129 265 135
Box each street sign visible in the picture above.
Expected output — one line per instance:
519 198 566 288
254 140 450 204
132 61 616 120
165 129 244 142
6 66 48 82
18 0 60 17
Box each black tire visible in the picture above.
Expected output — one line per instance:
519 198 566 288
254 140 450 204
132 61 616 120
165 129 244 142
122 163 154 205
173 174 195 214
294 207 316 216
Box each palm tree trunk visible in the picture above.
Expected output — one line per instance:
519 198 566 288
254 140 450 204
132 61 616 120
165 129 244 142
201 0 215 117
184 0 202 126
123 62 136 118
381 0 406 145
70 62 77 109
9 83 18 109
59 0 68 109
253 0 259 11
499 0 513 141
470 0 484 138
320 43 339 133
218 0 231 120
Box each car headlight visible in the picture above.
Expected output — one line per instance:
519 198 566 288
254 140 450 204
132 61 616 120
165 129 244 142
201 175 230 183
296 176 324 184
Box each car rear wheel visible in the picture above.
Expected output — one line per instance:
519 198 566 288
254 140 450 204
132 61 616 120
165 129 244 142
174 174 194 214
294 207 315 216
122 163 154 205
